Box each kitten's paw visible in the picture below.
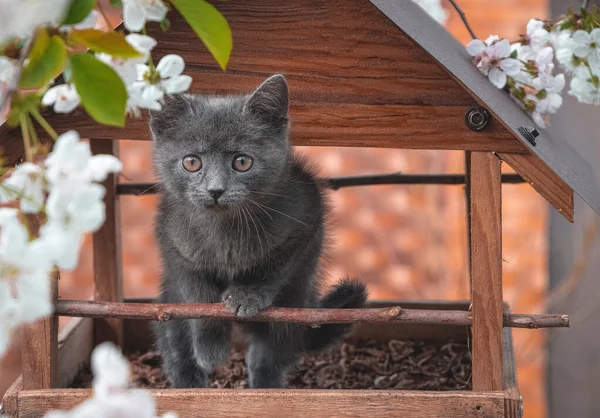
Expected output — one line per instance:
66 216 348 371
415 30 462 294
222 286 274 317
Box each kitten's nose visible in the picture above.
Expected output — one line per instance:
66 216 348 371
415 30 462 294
208 189 225 202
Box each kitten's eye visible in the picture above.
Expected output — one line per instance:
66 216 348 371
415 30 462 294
233 154 253 172
182 155 202 172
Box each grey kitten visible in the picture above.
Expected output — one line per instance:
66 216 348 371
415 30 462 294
150 74 367 389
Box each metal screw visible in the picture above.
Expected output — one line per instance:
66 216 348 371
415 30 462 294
465 106 490 131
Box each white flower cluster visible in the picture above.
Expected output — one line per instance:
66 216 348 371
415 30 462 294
553 27 600 105
466 10 600 129
0 131 122 355
467 20 565 128
0 0 192 118
44 342 177 418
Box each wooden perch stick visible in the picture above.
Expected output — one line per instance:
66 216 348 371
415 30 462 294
54 300 569 329
116 174 525 196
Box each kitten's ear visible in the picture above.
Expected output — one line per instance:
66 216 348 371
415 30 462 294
243 74 288 126
149 94 192 138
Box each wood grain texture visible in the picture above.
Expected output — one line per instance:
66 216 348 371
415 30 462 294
468 152 503 392
17 389 506 417
21 271 58 390
90 139 123 346
1 376 21 417
0 0 526 154
499 152 574 222
57 317 93 389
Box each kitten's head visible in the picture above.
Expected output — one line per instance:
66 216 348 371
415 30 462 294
150 74 290 211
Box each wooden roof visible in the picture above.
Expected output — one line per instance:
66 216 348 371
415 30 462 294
372 0 600 221
1 0 597 222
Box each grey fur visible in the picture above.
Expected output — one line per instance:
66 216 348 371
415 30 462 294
151 74 367 389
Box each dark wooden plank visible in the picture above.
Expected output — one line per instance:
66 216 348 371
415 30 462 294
21 271 58 390
17 388 506 417
1 104 525 152
57 317 93 389
468 152 503 392
499 152 574 222
90 139 123 346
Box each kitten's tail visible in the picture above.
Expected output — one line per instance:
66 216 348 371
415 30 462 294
305 278 368 352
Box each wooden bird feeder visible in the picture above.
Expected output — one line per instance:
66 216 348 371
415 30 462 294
1 1 598 417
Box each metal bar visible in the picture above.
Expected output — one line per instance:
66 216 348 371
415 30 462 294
116 173 526 196
54 300 569 329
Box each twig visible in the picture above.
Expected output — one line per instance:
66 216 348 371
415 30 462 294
447 0 477 40
116 174 525 195
54 300 570 328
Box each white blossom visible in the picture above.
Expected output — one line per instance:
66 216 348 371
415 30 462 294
467 38 522 88
42 84 81 113
135 54 192 96
411 0 448 25
525 19 549 51
122 0 168 32
530 73 565 128
96 34 157 86
43 343 177 418
0 208 53 355
41 181 106 270
128 54 192 115
0 163 45 213
0 0 70 43
126 81 162 117
571 29 600 73
568 67 600 105
44 131 122 185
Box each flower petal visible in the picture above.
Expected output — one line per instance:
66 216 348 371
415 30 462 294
466 39 485 57
527 19 544 35
125 33 157 55
488 67 507 88
86 155 123 182
490 39 511 59
123 0 146 32
54 95 80 113
499 58 521 76
156 54 185 78
591 28 600 43
143 0 168 22
572 30 592 57
41 85 62 106
162 75 192 94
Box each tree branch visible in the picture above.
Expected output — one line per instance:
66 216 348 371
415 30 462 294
54 300 569 329
116 174 525 196
447 0 478 40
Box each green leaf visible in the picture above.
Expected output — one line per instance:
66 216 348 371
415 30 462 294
560 20 574 30
160 17 171 32
69 29 143 58
509 50 518 59
19 31 67 89
109 0 122 8
63 0 97 25
70 53 127 127
171 0 232 70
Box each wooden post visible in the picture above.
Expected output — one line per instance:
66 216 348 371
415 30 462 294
468 152 503 391
21 271 59 389
90 139 123 346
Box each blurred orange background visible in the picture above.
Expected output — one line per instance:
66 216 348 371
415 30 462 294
1 1 551 417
